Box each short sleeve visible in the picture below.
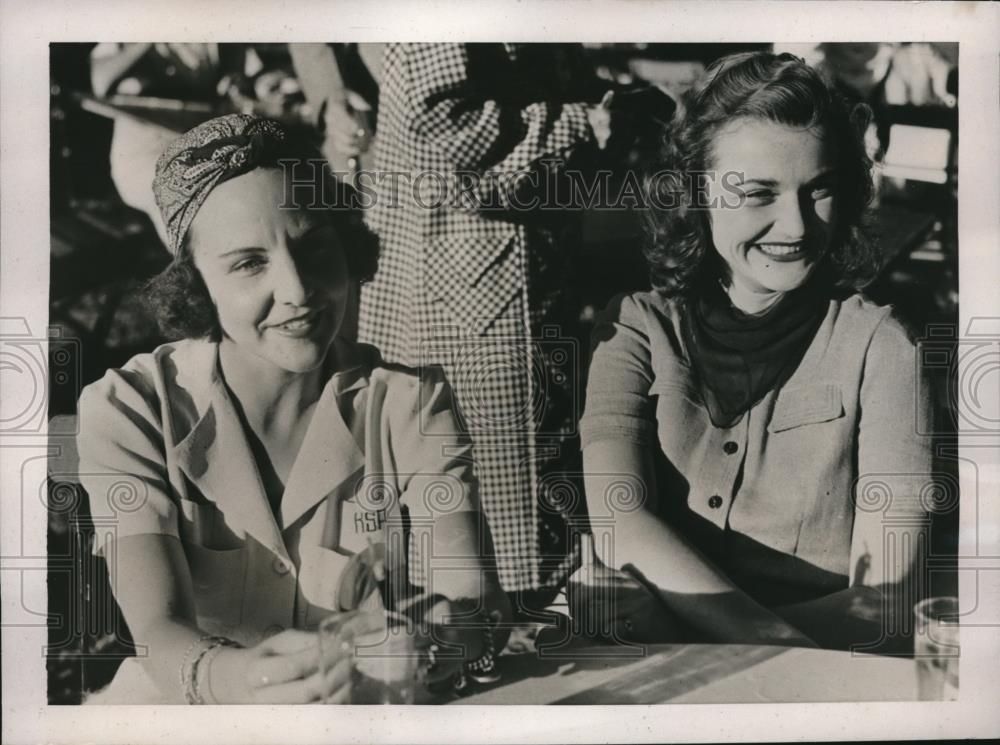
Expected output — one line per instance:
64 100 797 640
382 365 480 520
579 294 658 449
76 368 180 555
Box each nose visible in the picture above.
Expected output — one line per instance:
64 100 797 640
271 250 311 306
772 192 807 240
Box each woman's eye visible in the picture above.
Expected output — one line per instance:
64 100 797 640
744 190 775 203
233 257 266 273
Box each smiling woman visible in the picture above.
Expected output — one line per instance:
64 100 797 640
76 114 510 704
188 170 351 376
579 53 933 651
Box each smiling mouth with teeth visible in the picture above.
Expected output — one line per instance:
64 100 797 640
755 243 806 258
277 317 314 330
270 309 324 332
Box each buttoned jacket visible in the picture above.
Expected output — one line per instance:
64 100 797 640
581 292 934 605
78 338 477 647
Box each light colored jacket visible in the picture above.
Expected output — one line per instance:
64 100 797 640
77 338 478 648
580 291 934 606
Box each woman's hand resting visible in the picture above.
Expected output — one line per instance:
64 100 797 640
208 629 352 704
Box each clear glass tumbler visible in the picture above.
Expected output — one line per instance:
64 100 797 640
318 610 422 704
914 596 959 701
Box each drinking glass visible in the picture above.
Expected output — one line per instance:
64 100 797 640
318 610 423 704
914 596 959 701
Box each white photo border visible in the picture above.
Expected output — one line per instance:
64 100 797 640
2 1 998 742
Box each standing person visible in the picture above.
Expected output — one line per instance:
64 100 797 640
358 43 628 610
580 52 933 650
78 114 507 703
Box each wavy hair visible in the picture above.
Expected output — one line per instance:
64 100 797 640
643 51 879 297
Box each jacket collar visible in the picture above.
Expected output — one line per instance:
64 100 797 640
169 339 368 555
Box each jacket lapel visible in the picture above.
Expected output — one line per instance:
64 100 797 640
170 341 287 556
279 342 369 529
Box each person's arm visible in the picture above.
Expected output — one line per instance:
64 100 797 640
581 295 815 646
391 367 509 616
584 442 815 646
388 367 512 669
288 44 374 172
108 533 350 703
391 42 618 212
402 43 595 173
77 370 350 703
772 314 934 651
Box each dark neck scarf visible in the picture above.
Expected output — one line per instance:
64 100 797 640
682 281 829 428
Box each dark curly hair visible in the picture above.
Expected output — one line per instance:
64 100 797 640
145 161 378 342
643 51 879 298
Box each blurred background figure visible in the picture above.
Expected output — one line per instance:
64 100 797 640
882 43 957 107
89 44 226 244
88 43 308 245
290 43 383 180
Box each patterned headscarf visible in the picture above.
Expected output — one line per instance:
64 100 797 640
152 114 289 256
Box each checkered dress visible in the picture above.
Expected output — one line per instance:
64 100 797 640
359 43 603 592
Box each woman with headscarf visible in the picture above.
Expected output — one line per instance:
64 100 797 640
77 114 508 703
578 53 934 650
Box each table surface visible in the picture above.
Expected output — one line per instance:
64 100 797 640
452 641 919 705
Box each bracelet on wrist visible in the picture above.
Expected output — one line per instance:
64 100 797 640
196 639 240 705
180 635 242 705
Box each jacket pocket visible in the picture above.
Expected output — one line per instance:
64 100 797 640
184 541 247 632
426 235 514 297
425 235 520 333
767 384 844 433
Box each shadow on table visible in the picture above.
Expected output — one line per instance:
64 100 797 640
554 644 787 704
468 628 790 704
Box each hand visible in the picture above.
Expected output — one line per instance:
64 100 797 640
567 551 680 644
209 629 352 704
587 87 676 156
322 91 374 161
586 91 615 150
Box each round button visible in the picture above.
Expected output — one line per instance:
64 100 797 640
272 557 291 575
708 495 723 509
723 441 739 455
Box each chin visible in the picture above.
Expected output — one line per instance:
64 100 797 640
760 264 817 294
272 352 327 375
265 337 333 374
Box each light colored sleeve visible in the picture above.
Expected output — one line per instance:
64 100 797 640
76 367 179 555
851 313 934 590
382 366 496 601
579 294 658 449
385 365 480 519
